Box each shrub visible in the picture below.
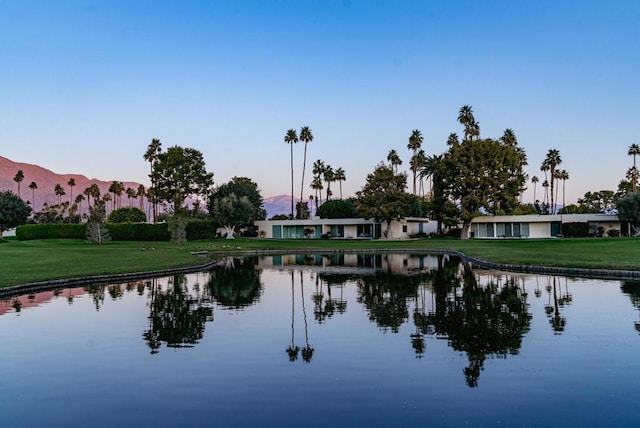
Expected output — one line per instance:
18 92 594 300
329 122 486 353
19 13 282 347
186 219 217 240
16 223 86 240
562 222 589 238
108 207 147 223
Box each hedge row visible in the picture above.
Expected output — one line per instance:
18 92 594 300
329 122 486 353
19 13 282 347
16 220 217 241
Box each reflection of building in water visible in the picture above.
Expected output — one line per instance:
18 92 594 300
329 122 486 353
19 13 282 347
257 253 458 275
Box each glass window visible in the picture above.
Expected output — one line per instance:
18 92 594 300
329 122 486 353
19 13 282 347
521 223 529 237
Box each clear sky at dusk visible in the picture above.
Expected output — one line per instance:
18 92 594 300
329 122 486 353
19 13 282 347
2 0 639 204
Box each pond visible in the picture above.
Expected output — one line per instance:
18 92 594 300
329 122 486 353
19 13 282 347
1 253 640 427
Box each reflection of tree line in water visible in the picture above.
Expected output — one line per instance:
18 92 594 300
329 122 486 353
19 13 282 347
11 254 640 386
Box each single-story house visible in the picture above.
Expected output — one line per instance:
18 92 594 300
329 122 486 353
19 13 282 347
470 214 621 239
254 217 432 239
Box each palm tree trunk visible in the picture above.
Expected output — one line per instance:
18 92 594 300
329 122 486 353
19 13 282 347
290 143 294 218
300 143 308 205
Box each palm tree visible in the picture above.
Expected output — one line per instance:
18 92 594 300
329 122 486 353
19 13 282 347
500 128 517 147
556 170 569 209
628 144 640 192
28 181 37 208
143 138 162 223
457 105 478 141
75 194 85 219
446 132 460 149
543 149 562 214
136 184 146 211
310 176 323 211
125 187 135 207
299 126 313 204
419 154 441 196
323 164 334 201
54 184 65 206
67 178 76 205
13 170 24 197
407 129 423 195
387 150 402 174
284 129 299 218
542 180 549 211
626 167 639 193
334 167 346 199
531 176 539 203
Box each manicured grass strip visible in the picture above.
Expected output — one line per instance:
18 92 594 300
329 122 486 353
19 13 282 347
1 237 639 288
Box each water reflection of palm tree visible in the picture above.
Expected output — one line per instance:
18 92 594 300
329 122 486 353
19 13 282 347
547 276 566 334
620 280 640 333
286 271 300 361
301 271 314 363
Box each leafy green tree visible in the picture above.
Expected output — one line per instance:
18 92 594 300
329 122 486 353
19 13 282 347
442 136 527 238
284 129 298 218
355 163 413 238
108 207 147 223
86 200 110 244
299 126 313 204
577 190 616 213
208 176 266 222
210 193 254 239
13 170 24 197
316 199 358 219
617 193 640 231
0 191 32 238
150 146 214 213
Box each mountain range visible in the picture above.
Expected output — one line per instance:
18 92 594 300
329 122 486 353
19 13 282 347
1 155 304 219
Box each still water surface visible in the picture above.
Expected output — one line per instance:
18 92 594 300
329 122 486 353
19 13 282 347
1 253 640 427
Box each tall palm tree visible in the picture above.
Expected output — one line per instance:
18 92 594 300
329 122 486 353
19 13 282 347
407 129 423 195
457 105 478 141
126 187 135 207
387 149 402 174
310 176 323 211
109 181 119 211
13 170 24 197
557 170 569 209
542 149 562 214
143 138 162 223
446 132 460 149
626 167 639 193
334 167 346 199
137 184 146 211
299 126 313 204
54 184 65 206
67 178 76 205
628 144 640 192
500 129 517 147
28 181 37 208
531 176 539 203
284 129 299 218
75 194 85 219
419 154 441 196
323 164 334 201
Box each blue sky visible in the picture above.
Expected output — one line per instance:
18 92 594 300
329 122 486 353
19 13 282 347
2 0 639 204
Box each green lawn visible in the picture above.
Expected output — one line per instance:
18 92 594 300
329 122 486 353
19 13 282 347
1 237 639 288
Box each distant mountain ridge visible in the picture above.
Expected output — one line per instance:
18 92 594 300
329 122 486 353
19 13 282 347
1 155 310 219
0 155 144 216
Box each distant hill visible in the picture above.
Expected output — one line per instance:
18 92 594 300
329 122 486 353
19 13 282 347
0 155 145 217
1 155 318 220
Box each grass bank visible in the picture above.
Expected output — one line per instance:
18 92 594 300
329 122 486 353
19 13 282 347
1 237 639 288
